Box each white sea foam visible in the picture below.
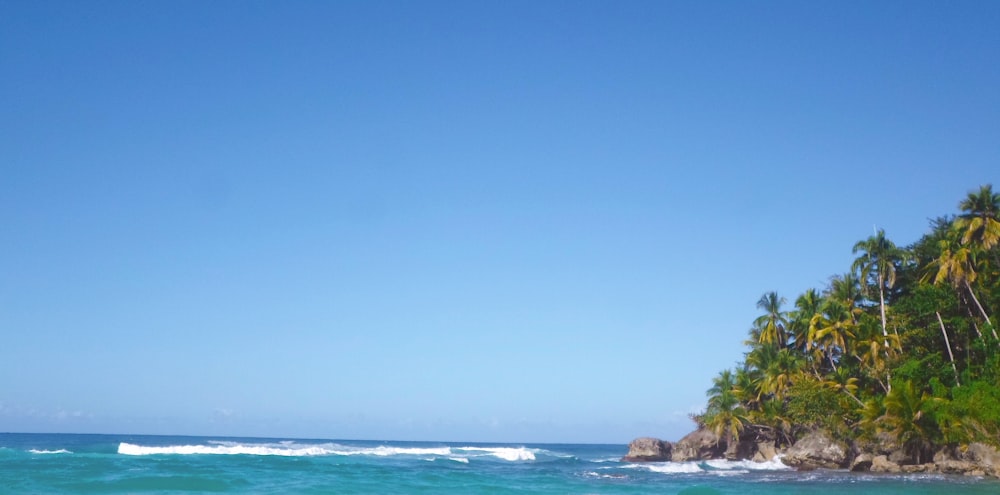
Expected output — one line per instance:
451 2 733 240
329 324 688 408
118 442 336 456
29 449 72 454
454 446 537 461
368 446 453 457
623 457 790 475
637 462 704 474
117 442 540 461
704 456 791 471
584 471 628 479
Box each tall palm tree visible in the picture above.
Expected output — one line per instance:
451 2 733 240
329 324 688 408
852 229 908 347
926 237 996 340
854 317 899 394
704 369 748 449
955 184 1000 251
829 273 863 315
734 367 762 412
755 291 789 348
789 289 822 353
762 348 804 400
808 299 858 372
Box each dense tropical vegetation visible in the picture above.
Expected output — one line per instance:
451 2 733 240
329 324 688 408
698 184 1000 463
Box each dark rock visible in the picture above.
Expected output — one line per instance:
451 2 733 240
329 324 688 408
782 430 849 470
622 437 672 462
671 428 725 462
850 453 873 472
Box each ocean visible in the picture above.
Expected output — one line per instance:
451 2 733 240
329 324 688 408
1 433 997 494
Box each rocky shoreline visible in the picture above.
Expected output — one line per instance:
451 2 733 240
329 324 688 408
623 428 1000 478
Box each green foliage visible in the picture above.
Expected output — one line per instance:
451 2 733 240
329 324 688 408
699 184 1000 457
784 378 845 434
881 380 940 463
894 353 951 389
703 369 748 446
951 380 1000 444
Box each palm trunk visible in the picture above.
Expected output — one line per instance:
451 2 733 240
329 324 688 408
879 274 891 392
964 279 997 341
843 389 865 407
936 312 960 387
960 293 984 339
878 276 889 346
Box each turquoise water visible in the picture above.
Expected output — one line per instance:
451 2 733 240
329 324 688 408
1 433 997 494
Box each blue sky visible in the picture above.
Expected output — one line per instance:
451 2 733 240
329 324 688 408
1 1 997 444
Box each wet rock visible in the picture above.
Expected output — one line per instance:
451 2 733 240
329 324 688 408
671 428 725 462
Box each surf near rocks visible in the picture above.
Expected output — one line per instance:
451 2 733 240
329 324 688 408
625 427 1000 478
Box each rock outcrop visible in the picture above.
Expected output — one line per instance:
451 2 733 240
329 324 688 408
929 443 1000 477
849 453 873 472
869 455 901 473
752 440 778 462
957 443 1000 477
781 430 849 470
627 427 1000 478
671 428 725 462
622 437 672 462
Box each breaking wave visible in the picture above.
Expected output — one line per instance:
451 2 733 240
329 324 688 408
118 441 542 461
623 456 790 475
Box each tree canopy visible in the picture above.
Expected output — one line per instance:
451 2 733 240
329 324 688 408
699 184 1000 462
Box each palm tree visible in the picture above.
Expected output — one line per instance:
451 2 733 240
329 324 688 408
854 317 899 394
789 289 823 353
823 366 864 407
955 184 1000 251
808 300 857 373
926 237 996 341
829 273 863 313
755 292 789 348
734 367 762 412
881 381 941 464
762 348 805 400
852 230 908 347
704 369 748 449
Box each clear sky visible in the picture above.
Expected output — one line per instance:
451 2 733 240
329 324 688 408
1 0 998 444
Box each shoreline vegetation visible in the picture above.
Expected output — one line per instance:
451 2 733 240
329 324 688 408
627 184 1000 477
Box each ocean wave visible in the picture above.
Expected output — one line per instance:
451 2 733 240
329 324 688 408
704 457 791 471
29 449 72 454
632 462 704 474
623 457 790 475
118 442 335 456
584 471 629 480
454 446 537 461
117 442 543 461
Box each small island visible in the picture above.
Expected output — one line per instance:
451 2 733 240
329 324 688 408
628 184 1000 477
